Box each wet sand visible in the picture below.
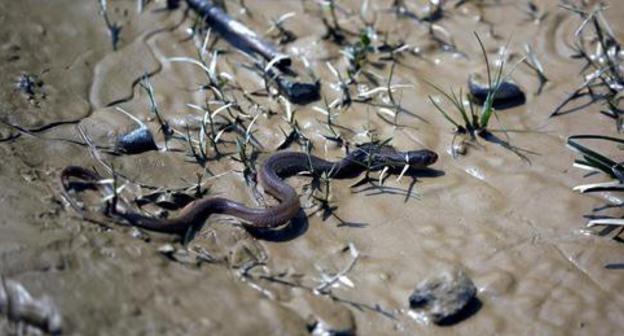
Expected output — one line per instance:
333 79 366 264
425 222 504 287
1 0 623 334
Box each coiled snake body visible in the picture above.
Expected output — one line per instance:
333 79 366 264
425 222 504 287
61 144 437 235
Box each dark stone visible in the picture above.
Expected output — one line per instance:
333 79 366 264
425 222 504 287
116 127 158 154
408 269 479 325
276 77 321 105
468 74 526 109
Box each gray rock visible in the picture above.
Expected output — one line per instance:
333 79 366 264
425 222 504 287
408 269 478 325
1 278 62 334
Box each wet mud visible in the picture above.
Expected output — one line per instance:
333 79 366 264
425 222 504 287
0 0 623 335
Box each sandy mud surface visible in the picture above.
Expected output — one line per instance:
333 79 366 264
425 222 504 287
0 0 623 334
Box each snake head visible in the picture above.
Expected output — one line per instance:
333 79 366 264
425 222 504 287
354 143 438 169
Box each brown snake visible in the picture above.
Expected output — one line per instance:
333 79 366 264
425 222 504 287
60 144 438 235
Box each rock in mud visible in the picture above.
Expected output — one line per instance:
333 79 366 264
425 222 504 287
468 74 525 108
408 269 478 325
276 76 321 105
116 127 158 154
0 278 62 334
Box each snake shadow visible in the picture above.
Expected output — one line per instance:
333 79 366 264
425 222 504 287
244 209 310 242
352 167 445 202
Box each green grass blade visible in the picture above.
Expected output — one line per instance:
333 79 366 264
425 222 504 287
428 96 461 128
567 135 624 179
474 32 492 87
451 88 472 129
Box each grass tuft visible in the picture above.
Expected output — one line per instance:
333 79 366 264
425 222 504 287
424 33 531 160
552 2 624 131
567 134 624 232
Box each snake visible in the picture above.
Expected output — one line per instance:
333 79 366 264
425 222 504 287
60 144 438 235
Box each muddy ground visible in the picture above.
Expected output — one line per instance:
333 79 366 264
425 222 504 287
0 0 623 335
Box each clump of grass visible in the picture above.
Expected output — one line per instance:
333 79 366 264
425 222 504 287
552 2 624 131
342 28 374 80
183 124 209 167
374 61 426 126
425 33 531 160
168 29 234 102
313 95 346 146
326 62 352 108
427 34 501 138
184 102 232 163
349 60 423 125
276 96 311 150
139 75 173 150
567 134 624 234
231 111 263 186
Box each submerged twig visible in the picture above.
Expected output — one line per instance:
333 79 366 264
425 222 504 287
186 0 291 68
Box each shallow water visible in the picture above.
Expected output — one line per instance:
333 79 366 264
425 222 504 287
0 0 623 335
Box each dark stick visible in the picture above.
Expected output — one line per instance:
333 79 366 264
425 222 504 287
186 0 291 68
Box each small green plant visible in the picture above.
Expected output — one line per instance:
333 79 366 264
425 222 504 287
425 33 531 160
426 33 503 139
342 28 374 79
